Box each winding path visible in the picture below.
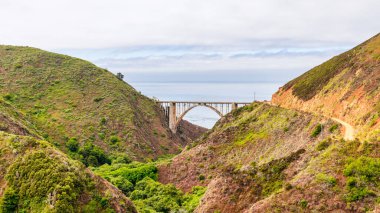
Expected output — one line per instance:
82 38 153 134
331 117 355 140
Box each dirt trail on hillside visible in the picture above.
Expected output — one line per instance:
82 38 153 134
268 102 356 140
331 118 355 140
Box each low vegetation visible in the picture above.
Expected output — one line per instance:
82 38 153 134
131 178 206 213
316 173 337 187
281 34 380 101
159 103 340 212
311 123 323 137
1 34 380 212
245 149 305 197
93 159 206 212
0 45 183 162
283 50 352 101
5 150 89 212
343 156 380 202
315 138 332 151
0 132 131 212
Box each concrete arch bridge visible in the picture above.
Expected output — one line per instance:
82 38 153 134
158 101 251 133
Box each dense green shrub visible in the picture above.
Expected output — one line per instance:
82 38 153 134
82 197 116 213
66 137 79 152
14 62 23 69
79 142 111 166
343 156 380 201
93 162 158 185
3 94 16 102
87 155 100 166
93 161 206 212
100 117 107 125
329 124 339 133
311 124 323 137
130 177 206 213
316 173 337 186
0 187 19 213
98 132 106 140
131 177 182 212
109 135 120 144
110 176 134 195
198 174 206 181
182 186 207 212
299 199 308 209
111 153 132 164
316 139 331 151
94 97 104 103
5 150 88 212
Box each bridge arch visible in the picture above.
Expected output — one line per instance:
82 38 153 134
174 104 223 129
158 101 251 133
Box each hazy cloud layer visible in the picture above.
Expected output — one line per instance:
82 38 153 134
0 0 379 82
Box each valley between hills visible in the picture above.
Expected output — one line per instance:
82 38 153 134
0 33 379 213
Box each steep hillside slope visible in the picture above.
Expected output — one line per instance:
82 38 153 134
0 45 185 161
273 33 380 139
246 138 380 212
0 131 137 212
159 103 340 212
177 120 208 142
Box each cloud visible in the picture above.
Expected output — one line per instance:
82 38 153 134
0 0 378 83
0 0 379 49
56 43 349 77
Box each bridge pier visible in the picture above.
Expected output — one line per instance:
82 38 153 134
169 102 177 133
232 102 238 110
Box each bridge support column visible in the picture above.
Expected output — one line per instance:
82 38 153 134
169 102 177 133
232 103 238 111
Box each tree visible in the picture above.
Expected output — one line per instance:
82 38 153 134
116 72 124 80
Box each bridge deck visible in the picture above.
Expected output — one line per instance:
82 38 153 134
157 101 252 104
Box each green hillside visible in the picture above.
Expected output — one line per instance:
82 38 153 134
153 33 380 212
0 45 184 163
0 131 137 212
158 101 380 212
0 45 206 213
2 34 380 213
158 102 341 212
273 33 380 137
282 33 380 101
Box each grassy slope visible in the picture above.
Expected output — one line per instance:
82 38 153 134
281 33 380 101
262 34 380 212
249 138 380 212
158 103 339 212
0 45 183 160
0 131 137 213
273 33 380 138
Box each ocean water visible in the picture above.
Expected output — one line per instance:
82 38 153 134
129 82 283 128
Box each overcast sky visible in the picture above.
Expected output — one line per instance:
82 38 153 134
1 0 379 82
